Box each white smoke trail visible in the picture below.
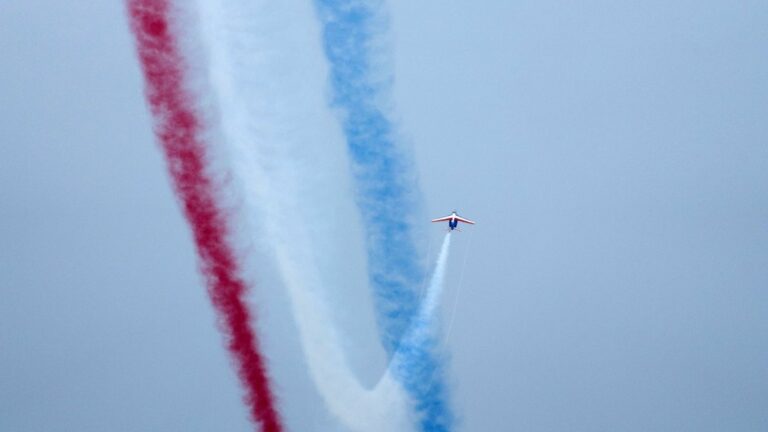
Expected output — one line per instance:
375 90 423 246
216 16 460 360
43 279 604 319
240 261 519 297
189 1 413 430
417 233 452 323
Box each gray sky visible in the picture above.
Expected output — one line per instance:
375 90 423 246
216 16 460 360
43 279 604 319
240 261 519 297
2 1 767 431
392 1 768 431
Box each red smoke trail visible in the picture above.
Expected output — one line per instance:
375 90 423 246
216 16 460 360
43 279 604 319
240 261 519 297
126 1 282 430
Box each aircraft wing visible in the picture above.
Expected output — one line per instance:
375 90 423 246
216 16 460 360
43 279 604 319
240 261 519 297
431 215 453 223
455 216 475 225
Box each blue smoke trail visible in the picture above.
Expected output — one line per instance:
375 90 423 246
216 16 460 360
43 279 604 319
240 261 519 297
313 0 423 354
313 1 453 430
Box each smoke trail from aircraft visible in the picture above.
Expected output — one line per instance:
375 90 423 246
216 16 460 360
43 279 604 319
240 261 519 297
313 0 425 354
125 2 282 430
273 243 413 432
391 233 453 432
415 234 452 325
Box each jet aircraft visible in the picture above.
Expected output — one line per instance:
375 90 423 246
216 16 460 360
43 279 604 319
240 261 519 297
431 210 475 231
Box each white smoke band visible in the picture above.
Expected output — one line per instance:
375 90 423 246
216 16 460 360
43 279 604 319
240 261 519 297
189 1 414 431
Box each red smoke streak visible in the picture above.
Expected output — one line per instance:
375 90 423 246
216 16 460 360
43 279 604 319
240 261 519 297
126 1 282 430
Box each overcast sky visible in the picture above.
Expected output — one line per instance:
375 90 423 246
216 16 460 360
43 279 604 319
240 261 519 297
2 1 767 431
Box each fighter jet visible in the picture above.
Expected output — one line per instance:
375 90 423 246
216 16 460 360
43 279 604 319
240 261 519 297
431 210 475 231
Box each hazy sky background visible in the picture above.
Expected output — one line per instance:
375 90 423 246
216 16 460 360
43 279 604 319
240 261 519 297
2 1 767 431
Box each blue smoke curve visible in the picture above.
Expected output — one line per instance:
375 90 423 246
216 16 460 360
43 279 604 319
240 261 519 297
313 1 453 430
314 0 422 353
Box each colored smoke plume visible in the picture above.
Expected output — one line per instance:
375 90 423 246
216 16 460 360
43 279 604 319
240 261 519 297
126 1 282 430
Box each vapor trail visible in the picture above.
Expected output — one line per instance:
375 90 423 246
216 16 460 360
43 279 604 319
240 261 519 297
126 2 282 430
415 233 453 324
